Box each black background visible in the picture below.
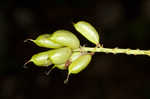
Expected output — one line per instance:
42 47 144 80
0 0 150 99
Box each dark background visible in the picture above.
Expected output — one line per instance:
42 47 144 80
0 0 150 99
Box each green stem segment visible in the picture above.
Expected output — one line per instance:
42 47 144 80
73 47 150 56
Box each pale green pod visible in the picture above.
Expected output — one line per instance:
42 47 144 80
26 34 63 48
54 64 66 70
46 51 78 75
70 52 82 62
48 47 72 65
68 54 92 74
74 21 99 45
54 52 81 70
47 48 73 75
29 50 52 67
46 52 82 75
50 30 80 49
64 54 92 84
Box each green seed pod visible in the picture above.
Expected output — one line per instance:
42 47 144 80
64 54 92 84
46 52 81 75
25 50 52 67
50 30 80 49
74 21 99 45
70 52 82 61
55 64 66 70
48 47 72 65
68 54 92 74
25 34 63 48
55 52 81 69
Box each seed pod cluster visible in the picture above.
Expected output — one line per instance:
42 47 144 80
24 30 80 67
25 21 100 83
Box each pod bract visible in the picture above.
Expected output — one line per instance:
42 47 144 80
50 30 80 49
28 34 63 48
74 21 99 45
29 50 52 67
48 47 72 65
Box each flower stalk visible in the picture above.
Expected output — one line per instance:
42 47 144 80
74 47 150 56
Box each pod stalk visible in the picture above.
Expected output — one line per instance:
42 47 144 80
46 66 56 75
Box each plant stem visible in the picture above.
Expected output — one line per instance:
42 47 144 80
73 47 150 56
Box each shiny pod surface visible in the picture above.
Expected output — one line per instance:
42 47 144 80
70 52 82 62
50 30 80 49
54 52 82 70
48 47 72 65
68 54 92 74
32 34 63 48
74 21 99 45
30 50 52 67
54 64 66 70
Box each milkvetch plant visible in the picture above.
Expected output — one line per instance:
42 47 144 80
25 21 150 84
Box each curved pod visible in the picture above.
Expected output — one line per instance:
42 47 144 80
54 52 82 70
74 21 99 45
68 54 92 74
50 30 80 49
27 34 63 48
48 47 72 65
29 50 52 67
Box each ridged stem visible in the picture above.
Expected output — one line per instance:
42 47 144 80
73 47 150 56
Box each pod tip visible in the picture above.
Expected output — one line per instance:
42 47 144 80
64 74 70 84
23 60 31 68
45 66 55 76
24 39 34 43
